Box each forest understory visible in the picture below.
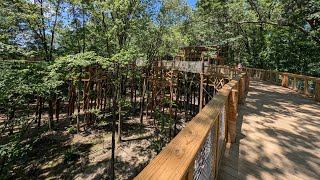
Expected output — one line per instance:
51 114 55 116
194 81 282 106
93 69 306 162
0 108 190 179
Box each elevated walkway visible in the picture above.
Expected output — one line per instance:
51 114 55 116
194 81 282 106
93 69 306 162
219 79 320 180
135 63 320 180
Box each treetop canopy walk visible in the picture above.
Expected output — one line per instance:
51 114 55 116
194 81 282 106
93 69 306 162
135 60 320 180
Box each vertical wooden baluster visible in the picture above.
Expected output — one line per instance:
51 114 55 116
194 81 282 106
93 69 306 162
303 77 308 96
245 73 250 92
282 73 288 88
293 76 297 91
275 72 278 85
262 70 267 81
238 74 246 104
315 79 320 101
183 162 194 180
228 87 238 143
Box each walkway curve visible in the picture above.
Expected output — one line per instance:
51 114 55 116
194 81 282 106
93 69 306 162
219 79 320 180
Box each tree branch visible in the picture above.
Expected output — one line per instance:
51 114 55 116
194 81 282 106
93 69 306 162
237 21 320 44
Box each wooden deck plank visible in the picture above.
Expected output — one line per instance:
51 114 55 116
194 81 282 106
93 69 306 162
218 171 239 180
219 79 320 180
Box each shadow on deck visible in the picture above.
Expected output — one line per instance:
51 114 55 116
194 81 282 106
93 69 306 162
219 79 320 180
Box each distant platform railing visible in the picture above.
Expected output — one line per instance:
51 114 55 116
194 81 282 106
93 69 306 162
241 67 320 102
158 61 238 79
135 65 249 179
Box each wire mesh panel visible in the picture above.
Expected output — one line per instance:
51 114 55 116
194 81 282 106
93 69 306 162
308 80 316 97
288 76 294 88
218 107 226 157
193 127 215 180
297 78 304 93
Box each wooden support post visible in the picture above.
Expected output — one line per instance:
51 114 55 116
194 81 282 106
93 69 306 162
269 71 272 82
315 79 320 102
245 74 250 92
174 73 180 135
199 74 204 111
199 56 204 111
193 85 196 114
293 76 297 91
228 88 238 143
169 71 173 138
282 73 288 88
262 70 267 81
205 76 209 105
303 78 308 96
238 75 246 104
185 76 189 118
183 162 194 180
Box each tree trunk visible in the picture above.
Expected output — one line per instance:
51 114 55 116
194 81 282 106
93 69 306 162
111 64 119 180
140 76 146 124
8 109 14 135
77 71 82 133
48 99 54 130
118 75 122 143
38 98 42 127
55 96 60 122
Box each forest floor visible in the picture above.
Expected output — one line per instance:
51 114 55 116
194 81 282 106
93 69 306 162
6 115 156 179
1 109 189 180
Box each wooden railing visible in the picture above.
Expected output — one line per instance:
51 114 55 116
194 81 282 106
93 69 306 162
241 67 320 102
205 65 239 79
158 61 238 79
135 72 249 179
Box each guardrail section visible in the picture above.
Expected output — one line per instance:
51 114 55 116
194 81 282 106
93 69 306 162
242 68 320 102
135 73 248 180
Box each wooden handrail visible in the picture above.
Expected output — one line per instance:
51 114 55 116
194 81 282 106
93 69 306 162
135 72 248 179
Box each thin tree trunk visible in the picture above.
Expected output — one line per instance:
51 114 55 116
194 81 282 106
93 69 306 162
118 74 122 143
77 70 82 133
111 64 119 180
38 98 42 127
140 76 146 124
48 99 54 130
55 96 60 122
49 0 61 61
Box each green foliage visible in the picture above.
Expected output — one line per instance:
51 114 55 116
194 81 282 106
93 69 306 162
149 139 165 154
150 106 174 154
0 136 32 176
0 61 58 113
50 51 112 81
66 126 77 134
63 146 80 163
0 139 31 163
193 0 320 76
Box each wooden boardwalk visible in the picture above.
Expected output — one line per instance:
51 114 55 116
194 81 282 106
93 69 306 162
219 79 320 180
